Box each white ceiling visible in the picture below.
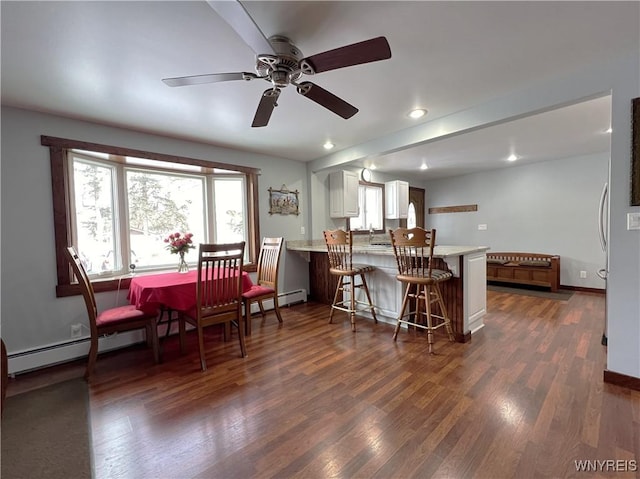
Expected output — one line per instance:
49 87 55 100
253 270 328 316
362 95 612 179
2 1 636 178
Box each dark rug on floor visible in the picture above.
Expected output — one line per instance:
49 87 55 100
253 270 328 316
1 378 93 479
487 283 574 301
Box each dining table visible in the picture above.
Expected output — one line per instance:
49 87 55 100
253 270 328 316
127 269 254 336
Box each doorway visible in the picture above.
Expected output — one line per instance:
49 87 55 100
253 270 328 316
401 186 425 228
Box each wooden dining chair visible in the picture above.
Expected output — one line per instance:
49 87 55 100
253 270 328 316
178 242 247 371
242 237 284 336
389 227 455 353
64 246 160 380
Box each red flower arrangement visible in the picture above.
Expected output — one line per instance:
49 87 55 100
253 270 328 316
164 232 195 255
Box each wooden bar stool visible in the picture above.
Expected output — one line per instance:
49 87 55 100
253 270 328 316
323 229 378 332
389 227 455 353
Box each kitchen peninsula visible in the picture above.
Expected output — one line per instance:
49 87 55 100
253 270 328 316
287 239 489 342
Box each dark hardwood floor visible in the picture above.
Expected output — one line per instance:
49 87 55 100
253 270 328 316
6 290 640 478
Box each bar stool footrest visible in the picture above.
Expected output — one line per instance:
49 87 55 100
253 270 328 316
397 318 450 331
331 300 377 315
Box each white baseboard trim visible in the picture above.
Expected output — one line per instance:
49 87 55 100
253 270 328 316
7 289 307 375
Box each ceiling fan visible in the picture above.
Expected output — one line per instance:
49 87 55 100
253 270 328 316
162 0 392 127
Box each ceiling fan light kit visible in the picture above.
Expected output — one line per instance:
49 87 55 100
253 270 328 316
163 1 391 127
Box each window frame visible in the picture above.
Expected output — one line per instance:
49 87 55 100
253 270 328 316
44 135 261 297
348 180 386 234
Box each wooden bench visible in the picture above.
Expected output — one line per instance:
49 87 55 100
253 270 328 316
486 252 560 292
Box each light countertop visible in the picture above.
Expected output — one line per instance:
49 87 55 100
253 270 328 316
286 240 489 258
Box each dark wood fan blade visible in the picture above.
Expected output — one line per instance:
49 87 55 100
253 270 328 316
299 36 391 74
252 89 281 127
296 82 358 119
162 72 250 87
206 1 276 55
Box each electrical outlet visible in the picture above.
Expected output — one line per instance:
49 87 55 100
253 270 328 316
71 324 82 339
580 271 587 278
300 226 305 235
478 224 487 231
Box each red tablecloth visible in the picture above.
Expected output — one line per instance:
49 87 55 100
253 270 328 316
127 269 253 313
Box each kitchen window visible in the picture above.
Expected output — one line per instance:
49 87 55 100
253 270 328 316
349 182 384 232
43 136 260 297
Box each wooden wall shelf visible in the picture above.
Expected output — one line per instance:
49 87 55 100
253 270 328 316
428 204 478 214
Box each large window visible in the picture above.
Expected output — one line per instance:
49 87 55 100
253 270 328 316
44 136 260 296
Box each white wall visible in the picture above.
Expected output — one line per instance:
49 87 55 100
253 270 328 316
605 56 640 380
0 106 310 359
424 153 608 288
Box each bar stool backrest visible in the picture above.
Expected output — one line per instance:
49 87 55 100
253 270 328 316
323 229 353 272
389 227 437 279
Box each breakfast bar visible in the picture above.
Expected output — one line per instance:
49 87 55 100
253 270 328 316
287 239 489 342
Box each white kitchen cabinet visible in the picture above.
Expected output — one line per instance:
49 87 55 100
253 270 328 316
385 180 409 219
330 170 359 218
464 252 487 334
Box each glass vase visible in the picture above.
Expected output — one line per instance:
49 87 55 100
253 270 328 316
177 251 189 273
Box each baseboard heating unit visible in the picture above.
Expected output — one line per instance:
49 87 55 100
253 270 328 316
7 330 144 376
7 289 307 375
249 288 307 314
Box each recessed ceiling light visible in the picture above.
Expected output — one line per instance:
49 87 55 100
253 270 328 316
507 154 518 162
323 141 335 150
408 108 427 119
420 164 429 170
369 164 377 170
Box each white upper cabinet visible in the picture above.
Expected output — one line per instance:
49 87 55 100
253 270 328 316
330 170 359 218
385 180 409 219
